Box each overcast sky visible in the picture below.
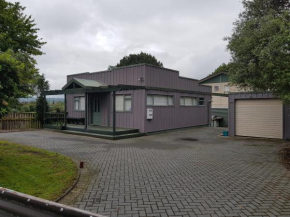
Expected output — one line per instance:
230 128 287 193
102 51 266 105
14 0 243 90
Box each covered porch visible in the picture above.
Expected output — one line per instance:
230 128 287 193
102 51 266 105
43 78 144 139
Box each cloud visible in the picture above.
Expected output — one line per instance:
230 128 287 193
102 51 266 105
13 0 243 89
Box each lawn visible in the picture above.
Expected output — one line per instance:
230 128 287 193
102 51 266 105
0 140 78 201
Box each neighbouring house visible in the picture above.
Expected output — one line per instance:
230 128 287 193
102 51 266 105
228 92 290 140
44 64 212 138
199 72 241 127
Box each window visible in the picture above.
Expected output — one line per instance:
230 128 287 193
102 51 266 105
224 85 229 94
116 95 132 112
74 96 85 111
147 95 174 106
180 97 198 106
214 86 219 92
199 98 205 106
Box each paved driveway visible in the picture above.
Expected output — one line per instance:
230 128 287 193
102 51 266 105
1 127 290 217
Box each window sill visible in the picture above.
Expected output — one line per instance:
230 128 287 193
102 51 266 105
146 105 175 107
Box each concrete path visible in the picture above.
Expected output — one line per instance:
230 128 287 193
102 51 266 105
1 127 290 217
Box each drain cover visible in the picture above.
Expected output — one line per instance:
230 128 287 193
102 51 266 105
181 138 198 141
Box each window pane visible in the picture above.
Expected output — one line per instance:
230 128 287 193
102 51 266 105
116 95 124 111
224 85 229 93
79 97 85 110
199 98 205 106
154 95 168 106
74 98 79 110
193 98 198 106
180 97 185 106
185 97 193 106
147 95 153 105
124 98 132 111
214 86 219 92
168 96 173 106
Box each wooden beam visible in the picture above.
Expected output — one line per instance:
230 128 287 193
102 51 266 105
64 94 67 128
85 93 88 130
112 91 116 135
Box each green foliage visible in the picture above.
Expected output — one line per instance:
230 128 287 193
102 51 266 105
49 101 64 113
116 52 163 67
0 0 45 118
0 140 78 200
35 74 50 127
226 0 290 104
206 63 230 78
213 63 230 74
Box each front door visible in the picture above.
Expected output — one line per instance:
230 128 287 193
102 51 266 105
92 98 101 125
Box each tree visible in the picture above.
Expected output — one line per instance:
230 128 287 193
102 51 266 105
213 63 230 74
116 52 163 67
225 0 290 104
0 0 46 117
35 74 49 127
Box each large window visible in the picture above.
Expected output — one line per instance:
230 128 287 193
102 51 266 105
116 95 132 112
74 96 85 111
180 97 198 106
147 95 174 106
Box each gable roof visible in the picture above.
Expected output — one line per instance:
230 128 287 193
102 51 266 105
199 72 228 83
62 78 108 90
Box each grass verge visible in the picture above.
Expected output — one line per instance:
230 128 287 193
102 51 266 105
0 140 78 201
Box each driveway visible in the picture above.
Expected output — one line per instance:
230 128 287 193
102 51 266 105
1 127 290 217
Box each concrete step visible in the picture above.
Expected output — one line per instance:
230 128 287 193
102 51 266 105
51 129 146 140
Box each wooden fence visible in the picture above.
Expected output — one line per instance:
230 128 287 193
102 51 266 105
0 112 41 131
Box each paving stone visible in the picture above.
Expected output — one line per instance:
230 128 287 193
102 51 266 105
1 128 290 217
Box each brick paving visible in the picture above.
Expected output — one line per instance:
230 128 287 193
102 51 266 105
1 127 290 217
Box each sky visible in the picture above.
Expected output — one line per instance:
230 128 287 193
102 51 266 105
14 0 243 90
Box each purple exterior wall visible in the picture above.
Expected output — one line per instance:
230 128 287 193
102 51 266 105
67 93 85 119
145 90 211 133
228 92 289 140
65 64 211 133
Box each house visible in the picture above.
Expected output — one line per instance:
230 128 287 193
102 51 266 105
199 72 241 108
199 72 240 127
228 92 290 140
44 64 212 138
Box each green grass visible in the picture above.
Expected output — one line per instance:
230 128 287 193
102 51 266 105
0 140 78 201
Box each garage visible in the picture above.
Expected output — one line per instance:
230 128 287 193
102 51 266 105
235 99 283 139
228 93 290 140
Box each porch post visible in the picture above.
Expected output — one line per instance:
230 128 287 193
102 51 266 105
43 94 46 127
112 91 116 135
85 93 88 130
64 94 67 128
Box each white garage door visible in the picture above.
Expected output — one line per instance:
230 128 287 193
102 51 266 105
235 99 283 139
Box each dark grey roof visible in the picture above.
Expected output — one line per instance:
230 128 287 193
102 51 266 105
199 72 227 83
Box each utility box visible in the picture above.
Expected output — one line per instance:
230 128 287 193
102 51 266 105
147 108 153 120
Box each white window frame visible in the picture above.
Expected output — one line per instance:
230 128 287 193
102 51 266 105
74 96 85 111
224 85 230 94
115 94 132 112
147 94 174 106
180 96 198 106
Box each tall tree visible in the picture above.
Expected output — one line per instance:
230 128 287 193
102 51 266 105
0 0 46 117
35 74 49 127
225 0 290 104
116 52 163 67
